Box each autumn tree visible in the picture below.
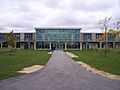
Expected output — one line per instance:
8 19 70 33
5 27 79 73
108 21 120 40
98 17 111 57
6 30 14 48
107 21 120 48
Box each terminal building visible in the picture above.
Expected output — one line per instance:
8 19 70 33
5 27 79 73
0 27 120 50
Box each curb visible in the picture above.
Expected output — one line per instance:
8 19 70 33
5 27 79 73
76 61 120 80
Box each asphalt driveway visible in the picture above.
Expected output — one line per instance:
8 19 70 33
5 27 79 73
0 50 120 90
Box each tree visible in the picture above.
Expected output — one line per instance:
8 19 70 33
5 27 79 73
108 28 120 40
98 17 111 57
108 21 120 47
6 30 14 48
108 21 120 39
115 21 120 30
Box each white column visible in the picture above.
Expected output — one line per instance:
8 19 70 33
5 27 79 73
113 42 115 48
31 43 34 49
89 43 92 49
115 43 118 48
65 42 67 50
86 42 88 50
34 42 36 50
20 43 24 49
0 43 2 48
103 43 105 49
80 42 82 50
28 42 30 49
20 33 24 41
49 42 51 50
14 42 16 48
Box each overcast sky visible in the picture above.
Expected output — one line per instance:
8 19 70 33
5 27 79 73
0 0 120 32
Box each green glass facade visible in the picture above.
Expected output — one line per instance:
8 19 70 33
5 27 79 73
36 28 80 41
35 28 81 50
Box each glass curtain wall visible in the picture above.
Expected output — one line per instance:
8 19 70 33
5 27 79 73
51 42 65 50
36 42 49 49
67 42 80 49
36 28 81 49
36 29 80 41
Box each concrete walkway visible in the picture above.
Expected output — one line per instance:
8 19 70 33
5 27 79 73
0 50 120 90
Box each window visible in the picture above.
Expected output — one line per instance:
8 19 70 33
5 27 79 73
14 33 20 41
0 33 6 41
36 29 80 41
83 33 92 41
24 33 33 41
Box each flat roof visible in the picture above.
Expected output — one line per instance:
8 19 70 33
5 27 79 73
35 27 82 30
0 27 103 33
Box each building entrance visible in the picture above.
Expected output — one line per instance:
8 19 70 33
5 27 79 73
51 42 65 50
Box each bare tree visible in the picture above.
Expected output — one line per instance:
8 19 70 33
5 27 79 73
98 17 111 57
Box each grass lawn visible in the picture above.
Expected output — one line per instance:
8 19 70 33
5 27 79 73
69 50 120 75
0 48 51 80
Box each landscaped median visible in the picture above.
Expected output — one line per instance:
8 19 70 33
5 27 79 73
0 49 51 80
66 50 120 80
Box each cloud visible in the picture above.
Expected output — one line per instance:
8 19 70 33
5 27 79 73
70 0 119 11
0 0 120 32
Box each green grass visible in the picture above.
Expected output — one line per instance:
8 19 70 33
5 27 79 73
0 49 51 80
69 50 120 75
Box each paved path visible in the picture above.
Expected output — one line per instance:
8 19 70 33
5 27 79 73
0 50 120 90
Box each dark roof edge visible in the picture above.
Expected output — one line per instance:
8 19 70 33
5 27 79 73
35 27 82 30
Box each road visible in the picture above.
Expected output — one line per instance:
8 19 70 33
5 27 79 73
0 50 120 90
